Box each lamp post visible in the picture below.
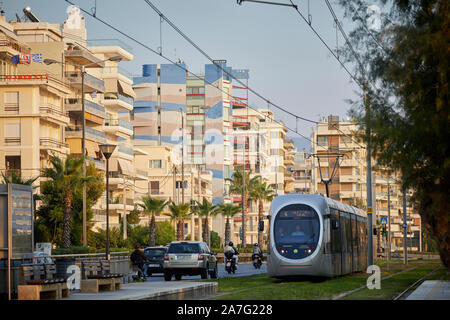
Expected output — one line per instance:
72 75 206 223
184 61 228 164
44 55 122 247
99 144 117 261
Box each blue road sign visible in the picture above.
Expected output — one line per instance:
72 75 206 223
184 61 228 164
402 223 407 229
381 217 387 225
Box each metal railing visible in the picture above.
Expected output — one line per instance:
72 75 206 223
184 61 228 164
104 119 133 131
40 105 68 118
0 38 31 54
102 66 132 78
135 168 148 177
65 98 105 113
118 144 134 156
4 137 20 145
3 103 19 114
64 71 105 89
104 93 134 105
40 137 68 149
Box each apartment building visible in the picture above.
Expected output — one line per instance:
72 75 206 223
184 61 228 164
291 149 313 194
311 115 421 252
134 145 213 241
1 8 142 233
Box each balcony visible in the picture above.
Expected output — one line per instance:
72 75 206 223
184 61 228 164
117 144 134 159
339 175 359 183
87 39 133 61
39 137 70 154
0 74 71 94
103 119 133 137
65 126 106 144
135 168 148 181
4 137 20 145
0 36 30 57
102 93 133 111
64 98 106 120
102 66 132 79
85 155 106 171
64 48 105 68
64 71 105 93
40 105 70 125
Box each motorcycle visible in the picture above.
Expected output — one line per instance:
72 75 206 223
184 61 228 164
131 263 146 281
252 253 262 269
224 251 237 274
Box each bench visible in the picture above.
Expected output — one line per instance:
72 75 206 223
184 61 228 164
18 264 69 300
80 260 122 293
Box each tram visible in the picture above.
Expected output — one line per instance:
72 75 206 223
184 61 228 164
267 194 368 278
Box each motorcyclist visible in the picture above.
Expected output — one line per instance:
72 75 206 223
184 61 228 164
130 243 149 279
252 243 263 266
224 241 239 269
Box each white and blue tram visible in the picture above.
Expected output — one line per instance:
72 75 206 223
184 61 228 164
267 194 368 278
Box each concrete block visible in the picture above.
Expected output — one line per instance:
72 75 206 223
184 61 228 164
18 285 41 300
81 279 99 293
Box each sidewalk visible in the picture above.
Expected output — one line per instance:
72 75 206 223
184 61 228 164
406 280 450 300
60 280 217 300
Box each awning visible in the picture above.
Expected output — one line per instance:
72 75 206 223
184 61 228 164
104 78 118 93
118 159 134 176
118 80 136 99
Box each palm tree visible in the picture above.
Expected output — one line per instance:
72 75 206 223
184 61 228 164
216 203 241 245
226 169 262 245
195 198 218 247
41 156 94 248
165 202 191 241
1 170 39 186
249 180 275 246
139 196 169 247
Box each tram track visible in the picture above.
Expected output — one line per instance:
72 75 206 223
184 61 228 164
332 265 420 300
392 266 443 300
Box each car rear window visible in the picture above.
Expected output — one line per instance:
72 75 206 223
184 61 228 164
168 243 201 254
145 248 166 258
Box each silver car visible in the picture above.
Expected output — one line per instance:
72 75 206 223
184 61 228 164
163 241 218 281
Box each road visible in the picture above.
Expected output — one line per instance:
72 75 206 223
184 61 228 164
145 263 267 282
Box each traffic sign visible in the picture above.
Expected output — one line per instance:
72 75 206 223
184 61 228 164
380 217 387 225
402 223 407 229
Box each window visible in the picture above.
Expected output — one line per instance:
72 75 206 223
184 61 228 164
4 91 19 114
4 120 20 144
317 136 328 147
273 203 320 260
149 159 162 169
150 181 159 195
5 156 21 170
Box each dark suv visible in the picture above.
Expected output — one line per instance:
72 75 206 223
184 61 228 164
144 246 168 276
163 241 218 281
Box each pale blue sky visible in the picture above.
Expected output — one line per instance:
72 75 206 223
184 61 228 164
4 0 361 150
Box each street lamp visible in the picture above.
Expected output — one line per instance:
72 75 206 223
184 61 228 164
99 143 117 261
44 55 122 247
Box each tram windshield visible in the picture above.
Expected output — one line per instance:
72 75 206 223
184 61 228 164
273 203 320 259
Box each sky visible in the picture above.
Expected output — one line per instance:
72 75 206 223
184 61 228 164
3 0 362 151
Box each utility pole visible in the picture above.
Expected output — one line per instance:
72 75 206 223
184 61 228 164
365 91 374 267
173 165 177 204
81 65 87 247
180 108 185 204
242 137 246 249
387 176 391 269
403 189 408 265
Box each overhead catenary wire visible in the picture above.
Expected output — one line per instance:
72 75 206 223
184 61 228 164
64 0 330 152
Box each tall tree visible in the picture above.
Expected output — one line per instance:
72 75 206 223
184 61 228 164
195 198 218 247
249 180 275 246
216 202 241 245
40 156 98 248
165 202 191 241
139 196 168 247
338 0 450 267
227 169 262 246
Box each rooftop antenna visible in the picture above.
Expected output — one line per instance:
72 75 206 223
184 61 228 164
15 13 21 22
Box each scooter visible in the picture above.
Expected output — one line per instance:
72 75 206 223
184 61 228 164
131 264 146 281
252 253 262 269
224 251 237 274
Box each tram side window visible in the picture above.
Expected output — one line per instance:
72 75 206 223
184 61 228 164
340 211 347 252
352 214 358 250
330 208 341 253
345 213 352 254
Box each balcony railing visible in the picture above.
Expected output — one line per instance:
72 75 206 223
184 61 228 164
65 125 106 143
135 169 148 177
40 137 68 149
64 71 105 91
118 144 134 156
103 93 134 106
104 119 133 131
3 103 19 114
40 104 68 118
0 38 31 54
4 137 20 145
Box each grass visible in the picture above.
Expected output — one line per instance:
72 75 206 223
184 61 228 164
207 259 444 300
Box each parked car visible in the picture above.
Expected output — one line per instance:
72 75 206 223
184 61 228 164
144 246 168 276
163 241 218 281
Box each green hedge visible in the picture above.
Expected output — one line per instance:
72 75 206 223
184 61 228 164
51 246 130 255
